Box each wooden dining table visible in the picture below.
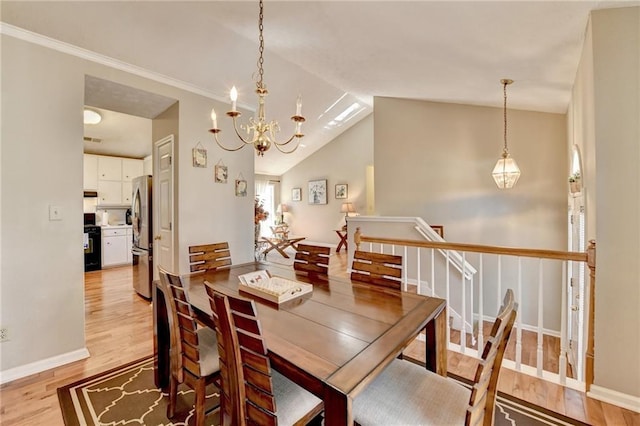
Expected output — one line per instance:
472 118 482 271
153 262 447 426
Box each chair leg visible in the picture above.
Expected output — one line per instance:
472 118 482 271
167 375 178 418
194 378 207 426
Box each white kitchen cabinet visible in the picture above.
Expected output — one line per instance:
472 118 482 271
102 227 129 267
122 181 133 205
83 154 98 190
93 155 143 205
98 156 122 181
97 180 122 205
122 158 143 182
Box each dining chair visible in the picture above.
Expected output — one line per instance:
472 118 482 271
293 243 331 274
189 242 232 273
205 285 324 426
159 267 221 426
353 289 517 426
350 250 403 290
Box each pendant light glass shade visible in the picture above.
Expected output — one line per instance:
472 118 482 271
492 153 521 189
492 78 520 189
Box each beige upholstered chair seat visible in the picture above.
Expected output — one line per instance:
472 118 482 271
353 359 470 425
271 370 324 426
194 327 219 376
354 289 517 426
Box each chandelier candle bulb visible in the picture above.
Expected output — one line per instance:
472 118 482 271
230 86 238 112
296 95 302 116
210 109 218 129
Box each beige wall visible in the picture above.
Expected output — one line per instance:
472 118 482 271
0 34 254 376
584 7 640 402
374 97 568 249
281 114 374 245
373 97 568 326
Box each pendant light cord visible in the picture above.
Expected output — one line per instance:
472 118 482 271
503 80 508 155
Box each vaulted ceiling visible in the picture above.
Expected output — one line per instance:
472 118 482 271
2 1 635 174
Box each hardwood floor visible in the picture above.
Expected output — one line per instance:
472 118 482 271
1 252 638 425
0 266 153 425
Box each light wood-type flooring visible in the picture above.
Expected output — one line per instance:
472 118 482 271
1 252 638 425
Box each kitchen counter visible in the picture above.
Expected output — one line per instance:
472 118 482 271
101 224 132 229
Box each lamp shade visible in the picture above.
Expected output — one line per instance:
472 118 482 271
492 155 521 189
341 203 356 214
277 203 289 213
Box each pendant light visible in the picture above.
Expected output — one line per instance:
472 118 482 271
492 79 521 189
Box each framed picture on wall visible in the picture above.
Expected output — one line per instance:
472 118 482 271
292 187 302 202
335 184 348 199
308 179 327 205
192 147 207 168
214 164 228 183
235 179 247 197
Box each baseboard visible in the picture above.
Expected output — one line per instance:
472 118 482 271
0 347 90 385
588 385 640 413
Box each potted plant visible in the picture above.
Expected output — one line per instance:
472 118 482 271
569 172 581 193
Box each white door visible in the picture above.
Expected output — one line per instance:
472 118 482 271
567 194 585 378
153 135 175 278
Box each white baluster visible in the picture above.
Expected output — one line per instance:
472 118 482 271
446 250 451 350
537 259 544 377
403 246 408 292
478 253 484 355
559 261 568 384
461 252 467 352
416 247 421 295
430 248 435 297
516 257 523 370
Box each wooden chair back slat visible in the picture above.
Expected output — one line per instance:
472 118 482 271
465 289 517 426
189 242 232 273
207 287 279 426
294 243 331 274
159 267 222 425
351 250 403 290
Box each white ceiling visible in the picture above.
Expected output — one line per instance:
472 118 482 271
2 0 636 175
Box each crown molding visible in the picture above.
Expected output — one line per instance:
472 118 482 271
0 22 229 104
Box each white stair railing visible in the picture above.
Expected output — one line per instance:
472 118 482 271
352 227 595 392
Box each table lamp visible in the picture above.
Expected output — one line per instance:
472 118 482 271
340 202 356 230
277 203 289 225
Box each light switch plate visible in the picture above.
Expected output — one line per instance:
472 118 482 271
49 205 62 221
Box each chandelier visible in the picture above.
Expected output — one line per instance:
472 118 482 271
209 0 305 157
492 79 521 189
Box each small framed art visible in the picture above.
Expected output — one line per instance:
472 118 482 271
235 179 247 197
192 147 207 168
335 184 348 199
308 179 327 205
292 187 302 202
214 164 228 183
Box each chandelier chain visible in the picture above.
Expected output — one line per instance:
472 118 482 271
257 0 265 90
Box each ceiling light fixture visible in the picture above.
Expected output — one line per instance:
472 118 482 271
209 0 305 157
83 109 102 125
492 79 521 189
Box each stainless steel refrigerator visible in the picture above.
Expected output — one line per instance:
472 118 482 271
131 175 153 298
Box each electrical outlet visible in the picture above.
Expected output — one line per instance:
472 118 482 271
0 327 8 342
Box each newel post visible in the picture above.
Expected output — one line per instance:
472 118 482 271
586 239 596 391
354 227 362 251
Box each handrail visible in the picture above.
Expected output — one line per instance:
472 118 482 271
355 230 588 262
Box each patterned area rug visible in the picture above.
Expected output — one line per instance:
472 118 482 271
58 357 588 426
57 357 220 426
